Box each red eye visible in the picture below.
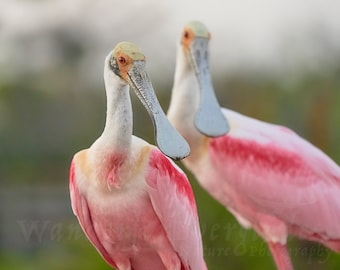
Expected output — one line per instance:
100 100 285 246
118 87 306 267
118 56 126 64
183 30 190 39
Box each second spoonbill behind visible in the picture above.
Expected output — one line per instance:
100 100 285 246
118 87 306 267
167 21 340 270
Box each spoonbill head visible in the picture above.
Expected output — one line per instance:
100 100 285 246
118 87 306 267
172 21 229 138
108 41 190 160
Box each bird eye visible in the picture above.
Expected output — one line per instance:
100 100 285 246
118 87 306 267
183 30 190 39
118 56 126 64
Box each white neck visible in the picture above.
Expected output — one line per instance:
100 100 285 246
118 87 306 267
90 55 132 159
167 45 202 148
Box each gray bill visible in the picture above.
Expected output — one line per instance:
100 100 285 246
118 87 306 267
127 61 190 160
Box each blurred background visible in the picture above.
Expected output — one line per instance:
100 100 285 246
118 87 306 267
1 0 340 269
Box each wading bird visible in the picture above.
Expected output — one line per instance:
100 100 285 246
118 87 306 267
167 21 340 270
70 41 206 270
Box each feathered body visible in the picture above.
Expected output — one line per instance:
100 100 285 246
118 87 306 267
70 42 205 270
167 21 340 270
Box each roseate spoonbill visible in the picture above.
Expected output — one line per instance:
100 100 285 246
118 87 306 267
167 21 340 270
69 41 206 270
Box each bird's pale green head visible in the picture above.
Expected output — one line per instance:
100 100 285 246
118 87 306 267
181 21 211 51
110 41 145 80
186 21 210 38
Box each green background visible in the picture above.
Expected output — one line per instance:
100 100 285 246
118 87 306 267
1 2 340 269
1 69 340 269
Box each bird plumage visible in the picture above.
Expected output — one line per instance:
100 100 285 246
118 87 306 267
70 42 205 270
201 109 340 245
168 21 340 270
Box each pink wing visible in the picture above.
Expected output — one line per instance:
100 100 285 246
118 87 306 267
146 149 205 270
69 160 118 268
210 109 340 243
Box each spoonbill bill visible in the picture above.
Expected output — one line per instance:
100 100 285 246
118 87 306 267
167 21 340 270
69 41 206 270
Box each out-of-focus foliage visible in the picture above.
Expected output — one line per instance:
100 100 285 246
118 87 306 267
1 1 340 269
0 2 340 270
1 60 340 269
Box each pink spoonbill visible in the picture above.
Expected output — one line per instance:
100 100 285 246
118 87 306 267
167 21 340 270
69 41 206 270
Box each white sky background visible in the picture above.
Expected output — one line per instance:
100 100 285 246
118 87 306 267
1 0 340 85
